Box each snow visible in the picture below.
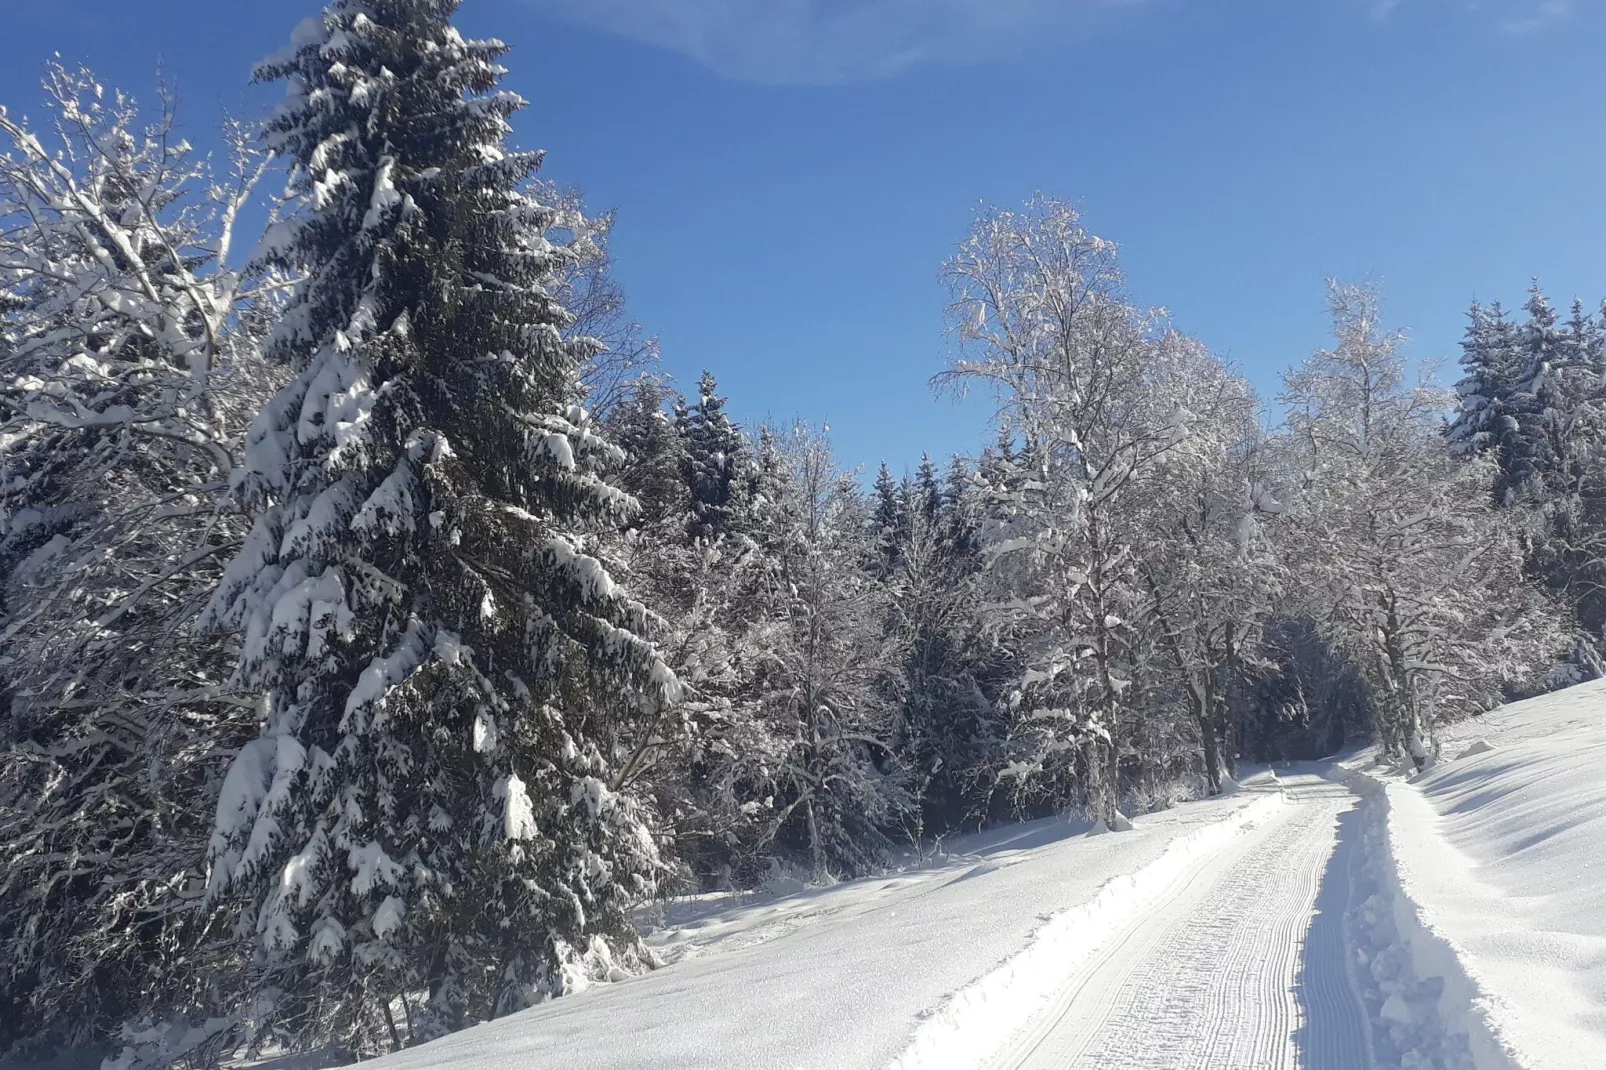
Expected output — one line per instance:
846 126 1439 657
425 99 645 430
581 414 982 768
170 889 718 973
473 710 499 753
542 431 576 470
348 841 402 897
887 789 1284 1070
361 156 402 231
547 534 619 602
372 896 406 940
349 779 1288 1070
351 464 419 537
979 775 1366 1070
207 737 281 896
332 693 1606 1070
497 774 538 842
1334 763 1518 1070
31 680 1606 1070
207 735 307 900
342 620 430 728
1357 680 1606 1069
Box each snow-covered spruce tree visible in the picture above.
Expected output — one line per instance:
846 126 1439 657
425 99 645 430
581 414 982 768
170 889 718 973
676 370 749 540
910 454 942 527
940 198 1196 829
881 477 1004 838
0 67 278 1051
870 461 906 578
608 377 691 529
1448 288 1606 661
598 378 761 887
1511 292 1606 641
1447 300 1533 501
1278 282 1562 766
198 3 680 1053
602 378 751 886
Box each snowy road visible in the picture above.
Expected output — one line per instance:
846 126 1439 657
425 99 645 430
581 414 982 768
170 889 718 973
987 774 1370 1070
367 782 1295 1070
362 771 1404 1070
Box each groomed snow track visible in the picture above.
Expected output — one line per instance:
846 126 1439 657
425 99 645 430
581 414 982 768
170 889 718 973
981 777 1369 1070
353 765 1534 1070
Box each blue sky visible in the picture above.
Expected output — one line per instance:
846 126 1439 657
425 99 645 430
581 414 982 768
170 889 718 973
5 0 1605 474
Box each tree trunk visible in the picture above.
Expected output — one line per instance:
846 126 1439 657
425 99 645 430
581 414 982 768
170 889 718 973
1198 708 1223 795
1220 622 1243 778
1096 731 1124 828
804 795 825 882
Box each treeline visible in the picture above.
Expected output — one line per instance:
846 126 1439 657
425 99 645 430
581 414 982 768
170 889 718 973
0 1 1597 1066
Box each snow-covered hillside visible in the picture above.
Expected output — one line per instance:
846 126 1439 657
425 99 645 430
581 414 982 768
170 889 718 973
1360 679 1606 1070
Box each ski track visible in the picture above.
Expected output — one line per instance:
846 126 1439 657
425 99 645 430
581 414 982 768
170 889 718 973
988 775 1369 1070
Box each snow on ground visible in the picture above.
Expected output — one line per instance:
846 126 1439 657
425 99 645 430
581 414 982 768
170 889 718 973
367 776 1285 1070
889 788 1290 1070
964 774 1360 1070
26 681 1593 1070
1353 679 1606 1070
370 680 1606 1070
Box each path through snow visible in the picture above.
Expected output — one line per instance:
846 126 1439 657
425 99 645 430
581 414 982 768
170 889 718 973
983 773 1369 1070
357 765 1513 1070
364 782 1285 1070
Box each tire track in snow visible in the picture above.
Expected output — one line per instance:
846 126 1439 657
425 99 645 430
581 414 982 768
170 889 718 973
989 777 1368 1070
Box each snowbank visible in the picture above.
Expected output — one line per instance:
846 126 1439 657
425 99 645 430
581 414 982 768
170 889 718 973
1336 771 1524 1070
1352 679 1606 1070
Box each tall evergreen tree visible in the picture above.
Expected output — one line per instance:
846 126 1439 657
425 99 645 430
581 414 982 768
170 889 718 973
1512 284 1568 487
198 2 679 1052
1453 287 1606 645
912 453 942 524
608 378 690 528
1447 300 1531 502
1518 294 1606 635
883 484 1002 835
870 461 906 576
677 370 748 539
940 454 981 556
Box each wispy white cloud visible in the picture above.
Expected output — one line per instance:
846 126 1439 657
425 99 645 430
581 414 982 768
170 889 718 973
1374 0 1584 33
1501 0 1573 33
524 0 1589 83
521 0 1132 84
1367 0 1407 23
